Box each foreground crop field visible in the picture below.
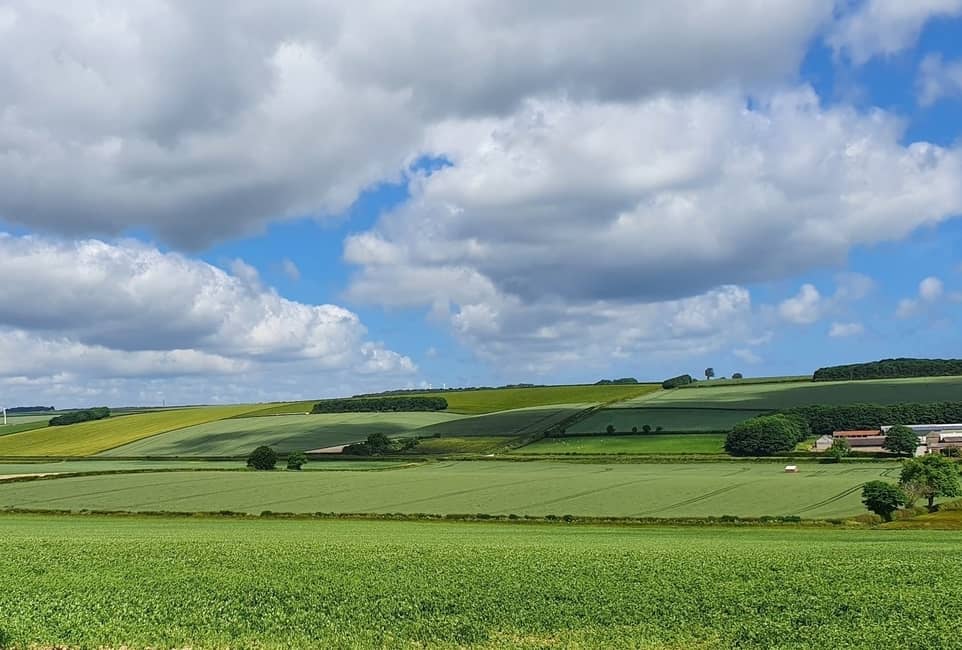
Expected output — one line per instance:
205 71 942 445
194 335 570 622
0 461 900 518
410 384 658 414
102 412 467 456
0 406 262 457
0 515 959 649
516 434 727 454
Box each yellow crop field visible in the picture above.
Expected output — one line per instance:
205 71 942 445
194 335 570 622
0 405 261 457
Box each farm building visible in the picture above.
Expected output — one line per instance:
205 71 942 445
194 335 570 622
828 424 962 455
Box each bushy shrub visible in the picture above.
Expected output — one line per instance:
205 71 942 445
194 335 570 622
286 451 308 470
595 377 639 385
247 445 277 470
661 374 694 389
49 407 110 426
861 481 907 522
813 358 962 382
725 415 807 456
342 433 418 456
311 396 447 413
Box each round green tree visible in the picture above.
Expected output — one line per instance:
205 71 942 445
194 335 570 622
286 451 308 471
900 454 962 511
861 481 907 522
247 445 277 470
828 438 850 462
883 425 919 457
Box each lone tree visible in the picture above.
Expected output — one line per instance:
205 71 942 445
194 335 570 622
704 367 715 380
884 425 919 457
247 445 277 471
642 424 652 434
861 481 907 521
606 424 616 435
899 454 962 511
732 372 743 380
828 437 851 462
286 451 308 471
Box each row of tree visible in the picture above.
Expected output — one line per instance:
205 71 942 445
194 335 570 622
785 401 962 437
311 396 448 413
7 406 54 413
246 446 308 470
814 358 962 382
594 377 639 385
862 455 961 520
661 374 694 389
352 384 544 397
343 432 419 456
49 407 110 426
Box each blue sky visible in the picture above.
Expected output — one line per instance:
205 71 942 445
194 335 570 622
1 2 961 405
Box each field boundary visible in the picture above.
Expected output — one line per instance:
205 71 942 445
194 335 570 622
0 507 870 528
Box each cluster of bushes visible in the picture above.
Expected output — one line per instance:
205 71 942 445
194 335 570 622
724 414 809 456
311 396 447 413
862 454 962 521
662 374 694 389
246 446 309 470
594 377 639 385
343 433 419 456
813 358 962 382
49 407 110 426
8 406 54 413
785 401 962 437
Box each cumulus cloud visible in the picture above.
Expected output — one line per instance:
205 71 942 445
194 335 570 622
918 55 962 106
733 348 763 365
0 234 414 404
829 322 865 338
896 275 947 318
829 0 962 64
779 285 824 325
0 1 835 247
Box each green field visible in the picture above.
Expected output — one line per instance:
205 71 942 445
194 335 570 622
0 405 263 457
0 459 401 476
406 436 508 454
413 405 585 438
101 412 467 457
0 515 959 648
0 461 900 519
244 400 319 416
0 420 50 437
409 384 658 414
516 434 727 455
567 407 770 433
636 376 962 409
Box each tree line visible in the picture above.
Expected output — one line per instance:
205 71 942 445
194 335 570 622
594 377 639 385
813 358 962 382
7 406 55 413
49 407 110 426
661 374 694 389
785 401 962 437
311 396 448 413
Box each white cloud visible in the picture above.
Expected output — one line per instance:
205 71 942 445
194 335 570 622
829 0 962 64
829 321 865 338
896 275 947 318
779 285 824 325
919 276 945 301
281 258 301 282
0 1 835 248
918 54 962 106
0 233 414 404
733 348 763 364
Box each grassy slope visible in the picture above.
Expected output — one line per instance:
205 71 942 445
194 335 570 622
410 384 659 414
0 406 262 457
567 407 771 433
595 376 962 432
413 405 586 438
0 421 50 437
640 376 962 409
0 460 900 519
515 434 727 455
100 412 467 457
1 516 960 648
243 401 319 417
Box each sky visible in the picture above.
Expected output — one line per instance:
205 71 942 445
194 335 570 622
1 1 962 407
